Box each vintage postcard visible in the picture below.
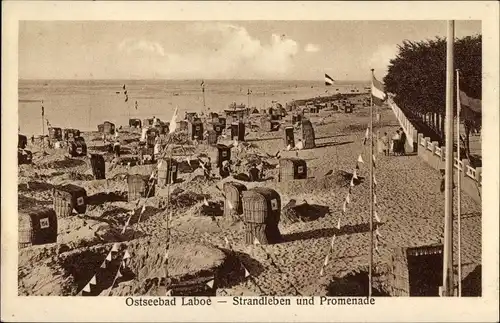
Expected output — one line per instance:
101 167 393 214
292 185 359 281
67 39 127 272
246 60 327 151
1 1 499 322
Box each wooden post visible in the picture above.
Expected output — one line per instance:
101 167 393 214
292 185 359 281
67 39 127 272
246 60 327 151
369 69 375 297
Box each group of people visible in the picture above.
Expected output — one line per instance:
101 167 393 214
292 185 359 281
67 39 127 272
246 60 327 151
378 127 407 156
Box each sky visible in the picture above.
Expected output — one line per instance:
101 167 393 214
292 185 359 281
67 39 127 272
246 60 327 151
19 20 481 81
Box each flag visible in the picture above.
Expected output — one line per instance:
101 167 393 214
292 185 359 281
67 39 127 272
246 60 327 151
169 107 179 134
41 105 44 117
324 73 335 86
135 101 138 110
459 90 481 114
371 72 387 106
247 89 251 95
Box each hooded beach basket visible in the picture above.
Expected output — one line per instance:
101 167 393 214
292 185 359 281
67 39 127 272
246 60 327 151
97 124 105 133
129 118 142 128
241 187 282 245
53 184 88 217
63 129 81 141
157 158 178 187
68 137 87 157
19 207 58 249
18 149 33 165
284 126 295 148
213 144 231 168
188 120 204 140
48 127 63 141
213 123 223 136
301 119 316 149
127 174 155 202
90 154 106 179
279 158 307 182
231 122 245 141
223 182 247 220
206 130 219 145
18 134 27 149
103 121 115 134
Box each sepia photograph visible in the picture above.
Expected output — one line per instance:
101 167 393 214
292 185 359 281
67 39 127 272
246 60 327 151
2 1 499 322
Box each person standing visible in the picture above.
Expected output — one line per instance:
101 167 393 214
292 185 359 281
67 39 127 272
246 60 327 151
399 127 407 156
248 163 260 182
392 130 401 156
379 132 389 156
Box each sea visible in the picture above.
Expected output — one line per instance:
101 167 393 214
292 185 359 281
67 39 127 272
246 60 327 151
18 79 369 136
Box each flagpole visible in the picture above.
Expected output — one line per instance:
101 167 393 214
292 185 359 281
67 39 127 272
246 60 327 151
41 100 45 153
369 69 374 297
456 68 462 297
247 89 250 109
202 82 206 109
442 20 455 297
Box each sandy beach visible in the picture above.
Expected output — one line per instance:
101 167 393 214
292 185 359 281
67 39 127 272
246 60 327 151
17 92 481 296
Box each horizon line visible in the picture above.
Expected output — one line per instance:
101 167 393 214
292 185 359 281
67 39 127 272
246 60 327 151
19 78 371 83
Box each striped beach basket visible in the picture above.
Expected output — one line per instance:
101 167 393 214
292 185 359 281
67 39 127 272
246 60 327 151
301 119 316 149
127 174 155 202
53 184 88 217
223 182 247 220
279 158 307 182
283 126 295 148
18 207 58 249
90 154 106 179
157 158 178 187
241 187 282 245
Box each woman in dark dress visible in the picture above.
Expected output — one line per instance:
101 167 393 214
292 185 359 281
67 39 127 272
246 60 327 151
399 127 406 155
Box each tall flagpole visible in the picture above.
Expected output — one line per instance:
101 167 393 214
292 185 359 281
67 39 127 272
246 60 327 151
369 69 374 297
442 20 455 297
456 69 462 297
247 89 251 109
41 100 45 153
202 81 206 109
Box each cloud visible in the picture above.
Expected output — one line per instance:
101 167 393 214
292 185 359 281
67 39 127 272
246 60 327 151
117 23 299 79
118 39 165 57
368 44 398 77
304 43 320 53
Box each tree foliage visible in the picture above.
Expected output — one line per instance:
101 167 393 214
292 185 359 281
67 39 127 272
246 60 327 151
384 35 482 158
384 35 482 115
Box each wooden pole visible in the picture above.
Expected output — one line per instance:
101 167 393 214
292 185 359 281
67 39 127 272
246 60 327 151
456 69 462 297
442 20 455 297
369 69 374 297
41 100 45 153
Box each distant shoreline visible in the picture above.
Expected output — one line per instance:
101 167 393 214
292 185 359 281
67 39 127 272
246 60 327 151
18 79 371 85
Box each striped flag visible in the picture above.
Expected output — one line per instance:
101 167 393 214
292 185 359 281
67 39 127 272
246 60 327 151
324 73 335 86
201 80 205 92
371 72 387 106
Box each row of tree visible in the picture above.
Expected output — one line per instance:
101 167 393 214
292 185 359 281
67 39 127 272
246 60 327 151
383 35 482 158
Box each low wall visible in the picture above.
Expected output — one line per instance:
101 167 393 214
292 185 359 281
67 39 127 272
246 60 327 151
417 134 482 203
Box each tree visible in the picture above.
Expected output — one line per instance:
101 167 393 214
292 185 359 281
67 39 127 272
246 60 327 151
384 35 481 158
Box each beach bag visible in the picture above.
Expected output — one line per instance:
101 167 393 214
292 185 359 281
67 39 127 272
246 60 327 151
90 154 106 179
53 184 87 217
18 207 58 249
